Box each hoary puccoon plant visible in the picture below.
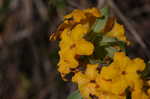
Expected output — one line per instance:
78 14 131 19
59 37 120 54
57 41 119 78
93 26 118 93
50 7 150 99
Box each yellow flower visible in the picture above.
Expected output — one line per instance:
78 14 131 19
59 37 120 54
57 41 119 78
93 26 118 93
132 58 146 71
70 23 90 40
96 52 146 96
54 8 148 99
96 77 113 93
64 9 86 23
59 28 73 49
96 74 128 95
58 49 78 66
58 21 94 76
98 65 118 81
83 8 101 17
132 89 149 99
75 39 94 55
72 64 99 98
57 65 70 75
147 80 150 86
147 88 150 97
110 77 128 95
58 50 78 74
72 72 89 85
99 93 126 99
64 8 101 24
72 64 99 85
106 21 128 42
85 64 99 80
79 83 99 99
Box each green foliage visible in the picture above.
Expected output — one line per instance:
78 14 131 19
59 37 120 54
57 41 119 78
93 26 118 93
105 47 118 57
85 7 124 64
67 90 82 99
85 31 126 64
99 36 117 46
92 7 109 33
141 61 150 80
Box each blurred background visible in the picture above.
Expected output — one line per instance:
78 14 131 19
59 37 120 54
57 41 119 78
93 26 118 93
0 0 150 99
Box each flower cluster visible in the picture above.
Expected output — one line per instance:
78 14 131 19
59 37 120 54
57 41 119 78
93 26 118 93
73 52 149 99
57 8 101 79
51 8 150 99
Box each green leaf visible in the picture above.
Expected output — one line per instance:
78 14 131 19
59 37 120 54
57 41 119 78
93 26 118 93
99 36 126 51
67 90 82 99
84 31 102 42
100 36 117 46
105 47 118 57
140 61 150 80
117 41 126 49
92 7 109 33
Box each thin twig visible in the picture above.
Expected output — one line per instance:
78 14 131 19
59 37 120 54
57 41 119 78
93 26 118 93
107 0 150 59
33 0 49 21
97 0 106 9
